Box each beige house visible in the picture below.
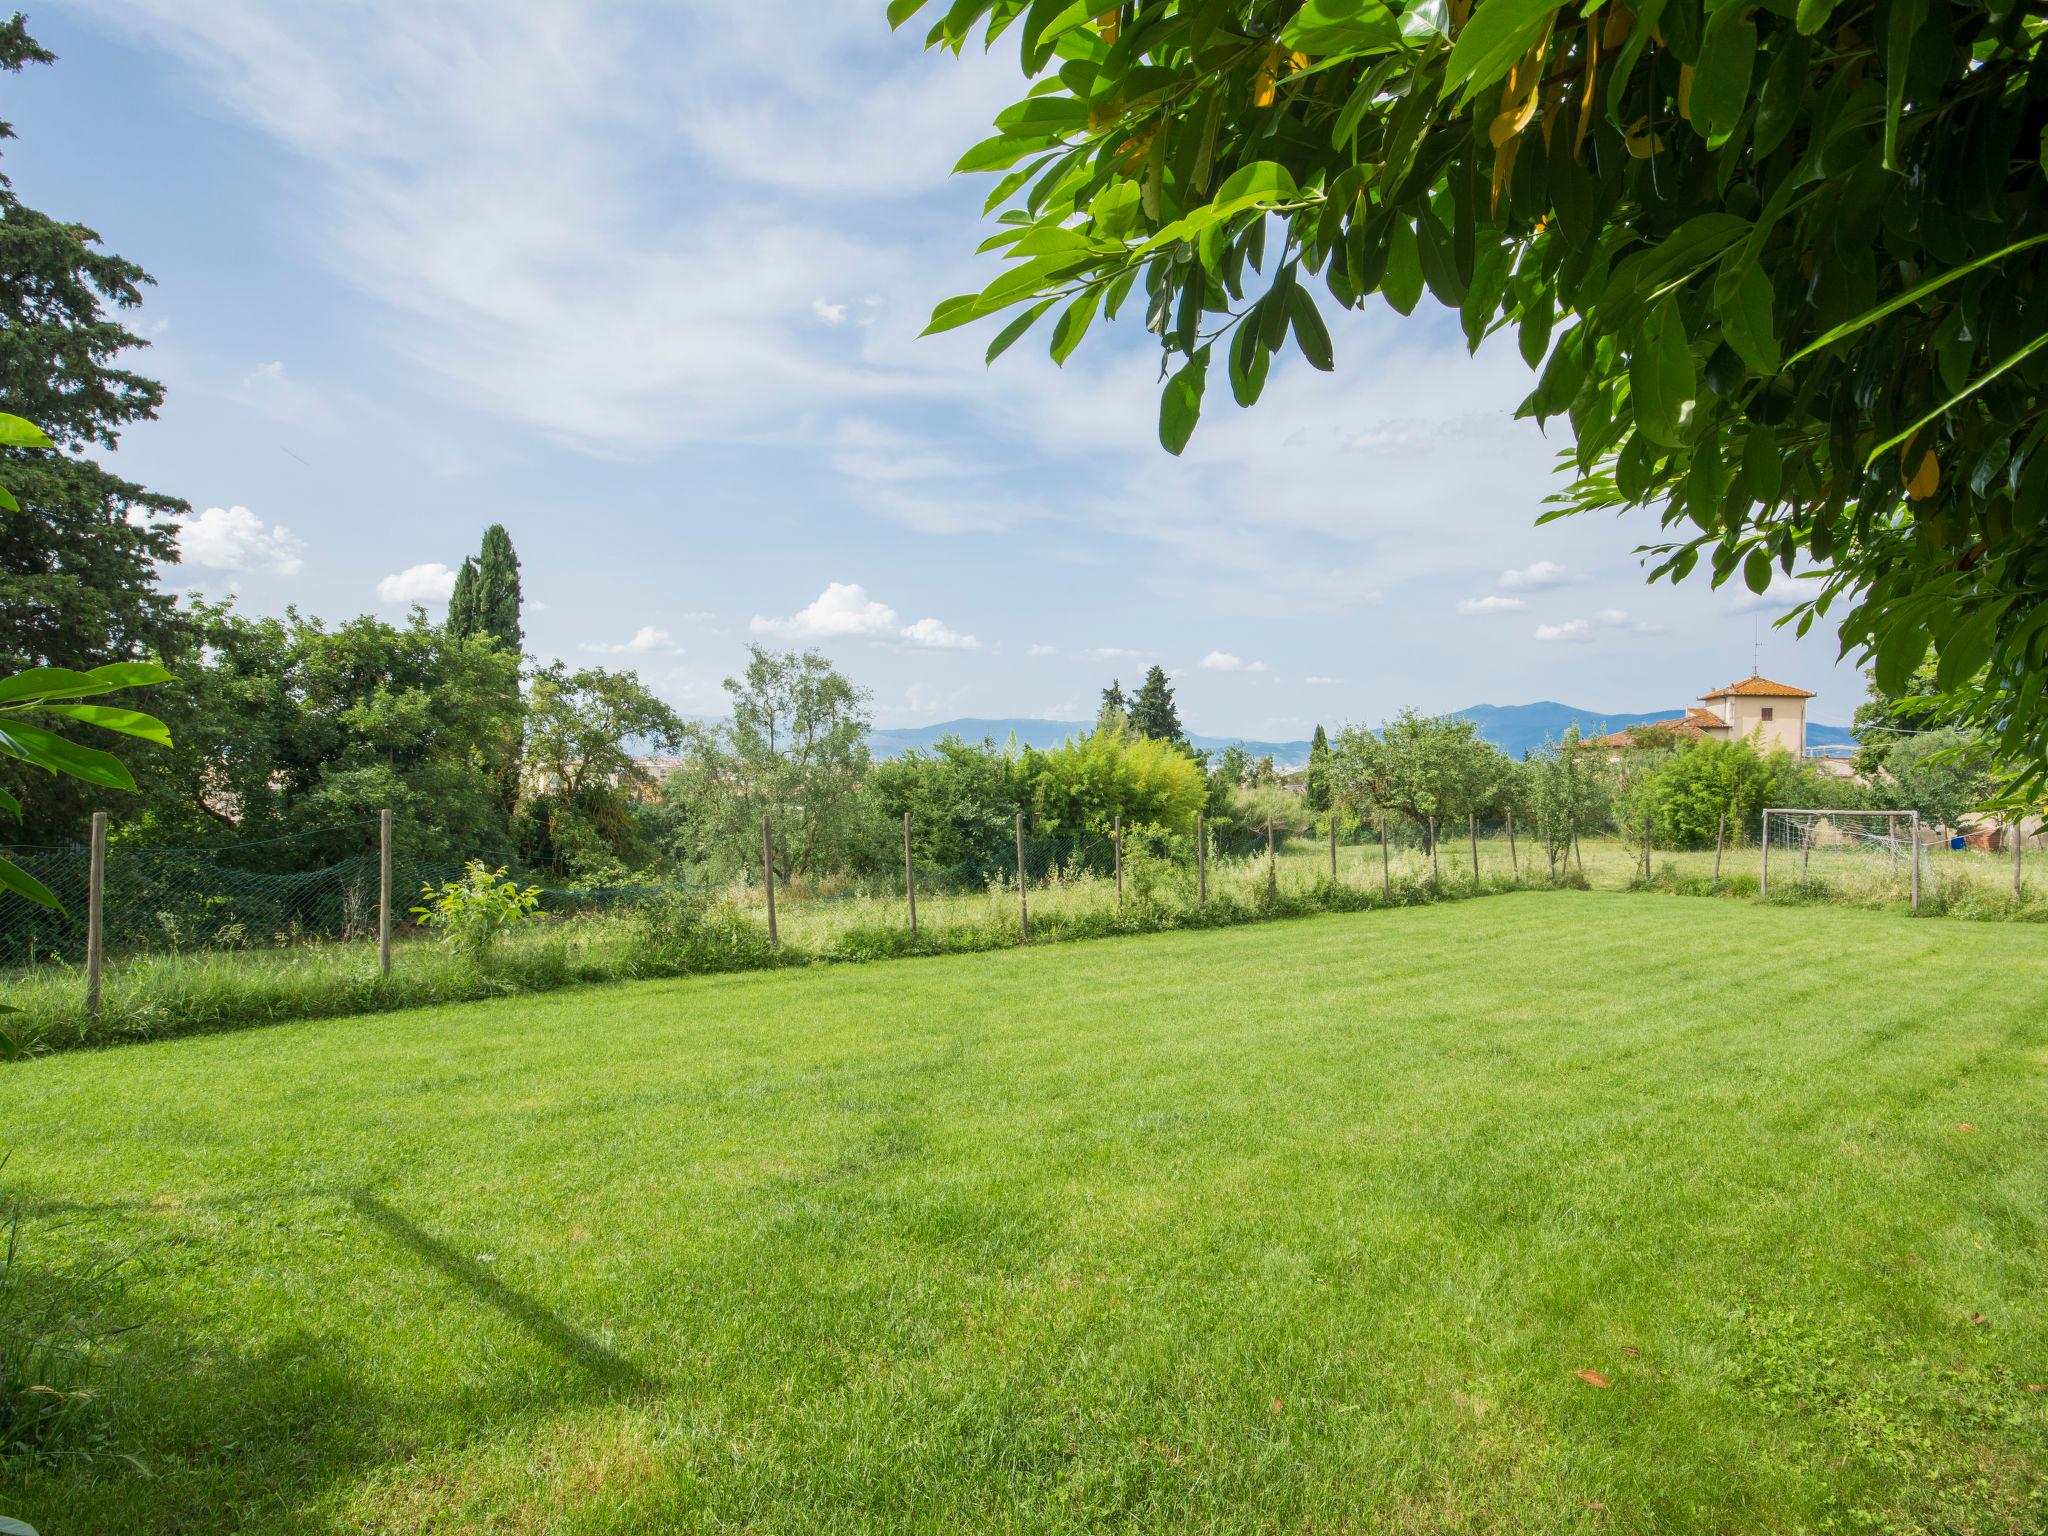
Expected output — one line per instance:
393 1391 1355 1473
1598 674 1815 756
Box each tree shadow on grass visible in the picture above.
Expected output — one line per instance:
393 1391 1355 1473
346 1192 658 1400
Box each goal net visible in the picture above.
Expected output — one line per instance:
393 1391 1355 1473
1761 808 1921 907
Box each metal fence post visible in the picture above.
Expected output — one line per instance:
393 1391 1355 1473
904 810 916 935
761 813 778 948
1714 812 1726 882
1015 813 1028 941
1469 813 1479 882
1507 810 1517 878
1380 815 1390 898
2015 815 2024 901
85 811 107 1018
1196 811 1207 907
1428 816 1439 886
1329 813 1337 880
378 808 393 978
1266 818 1276 899
1761 809 1771 897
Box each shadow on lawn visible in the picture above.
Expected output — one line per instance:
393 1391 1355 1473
347 1192 658 1398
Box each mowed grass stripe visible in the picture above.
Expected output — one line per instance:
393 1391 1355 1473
6 891 2046 1534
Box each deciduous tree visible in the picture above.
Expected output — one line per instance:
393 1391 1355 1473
896 0 2048 784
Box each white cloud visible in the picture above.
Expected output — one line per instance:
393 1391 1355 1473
1304 675 1340 686
377 561 459 603
1596 607 1630 625
811 298 849 325
1499 560 1581 591
1456 595 1526 616
583 624 675 654
1026 643 1057 658
171 505 306 575
751 581 977 649
752 581 901 641
1082 646 1149 662
1200 651 1270 673
1534 619 1592 643
900 616 981 650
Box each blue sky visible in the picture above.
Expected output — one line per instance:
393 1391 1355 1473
12 2 1862 734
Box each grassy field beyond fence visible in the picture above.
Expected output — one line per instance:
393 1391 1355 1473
5 891 2045 1532
5 825 2044 1053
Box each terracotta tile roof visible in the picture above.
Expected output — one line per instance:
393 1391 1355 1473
1593 709 1727 748
1700 674 1816 700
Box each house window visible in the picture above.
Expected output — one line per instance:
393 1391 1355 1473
1761 706 1774 721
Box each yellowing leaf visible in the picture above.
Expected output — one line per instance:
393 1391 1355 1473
1624 117 1665 157
1096 9 1119 43
1576 1369 1612 1388
1904 446 1940 501
1602 4 1634 48
1289 49 1310 69
1677 62 1694 120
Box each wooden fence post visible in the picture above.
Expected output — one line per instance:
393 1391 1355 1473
1468 813 1479 882
1113 813 1123 905
1761 809 1771 897
2015 815 2024 900
904 811 916 935
1428 817 1439 886
1714 812 1726 882
1015 813 1028 941
1379 815 1390 898
1196 812 1207 907
1266 818 1276 899
1507 810 1517 878
761 813 778 948
85 810 107 1018
1911 812 1921 911
378 807 393 978
1328 813 1337 880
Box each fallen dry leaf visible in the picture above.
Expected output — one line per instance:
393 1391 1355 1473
1957 1122 1976 1133
2027 1384 2043 1393
1970 1313 1987 1326
1270 1397 1283 1414
1576 1370 1612 1389
1620 1345 1640 1358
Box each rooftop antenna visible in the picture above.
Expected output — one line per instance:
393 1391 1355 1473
1752 618 1760 677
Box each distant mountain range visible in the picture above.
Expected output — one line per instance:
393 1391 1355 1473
866 704 1857 767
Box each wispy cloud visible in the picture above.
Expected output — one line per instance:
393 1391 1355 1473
1499 560 1581 591
1200 651 1270 673
1456 594 1526 616
583 624 676 654
1534 619 1591 643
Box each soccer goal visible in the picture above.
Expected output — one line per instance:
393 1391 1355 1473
1761 808 1921 910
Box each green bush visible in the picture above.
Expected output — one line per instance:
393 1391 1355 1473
410 863 541 962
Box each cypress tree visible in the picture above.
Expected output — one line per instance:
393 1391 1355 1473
1095 679 1129 734
475 524 522 653
1127 665 1184 746
1304 724 1333 812
445 557 480 638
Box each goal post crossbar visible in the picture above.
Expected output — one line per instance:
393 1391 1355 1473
1760 808 1920 911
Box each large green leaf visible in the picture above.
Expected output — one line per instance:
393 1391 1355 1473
1689 5 1757 141
0 662 175 705
1629 301 1697 447
0 413 51 449
1716 261 1780 375
1281 0 1402 54
1159 349 1209 455
0 721 138 790
1442 0 1562 104
0 856 61 911
1288 286 1336 371
32 703 174 747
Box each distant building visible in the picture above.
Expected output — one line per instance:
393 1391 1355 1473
1596 674 1815 756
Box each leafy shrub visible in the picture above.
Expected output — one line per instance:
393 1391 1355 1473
410 863 541 961
624 891 779 975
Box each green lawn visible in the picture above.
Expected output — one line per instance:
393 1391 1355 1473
6 890 2045 1533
